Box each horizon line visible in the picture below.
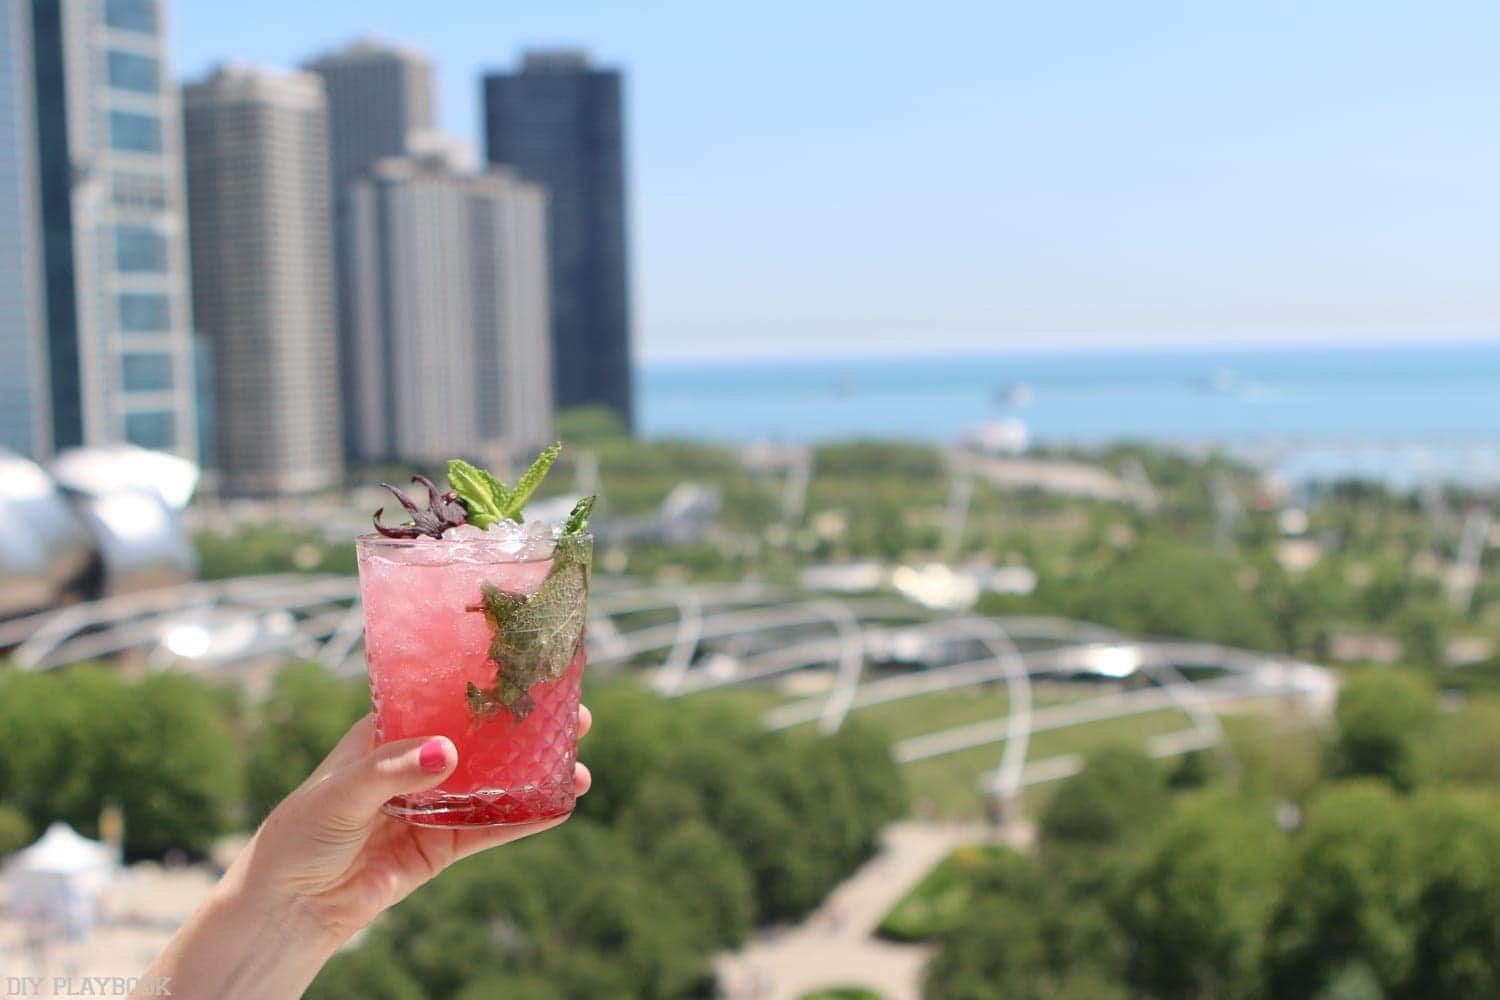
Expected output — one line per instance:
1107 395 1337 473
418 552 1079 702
636 331 1500 366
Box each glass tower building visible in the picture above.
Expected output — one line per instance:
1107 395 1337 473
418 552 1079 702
483 50 634 431
28 0 198 458
0 0 49 457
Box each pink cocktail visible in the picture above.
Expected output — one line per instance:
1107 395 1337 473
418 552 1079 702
356 528 592 827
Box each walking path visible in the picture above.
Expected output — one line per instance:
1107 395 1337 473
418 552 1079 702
714 820 1022 1000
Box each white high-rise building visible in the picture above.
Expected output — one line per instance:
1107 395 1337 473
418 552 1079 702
346 156 552 464
183 64 341 495
303 38 439 459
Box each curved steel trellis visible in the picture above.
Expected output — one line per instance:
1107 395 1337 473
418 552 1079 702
0 573 1336 820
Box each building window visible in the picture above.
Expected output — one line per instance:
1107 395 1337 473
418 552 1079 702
118 292 171 332
108 110 162 153
104 0 157 34
107 51 158 94
124 410 175 450
121 352 174 392
115 225 167 272
112 173 167 211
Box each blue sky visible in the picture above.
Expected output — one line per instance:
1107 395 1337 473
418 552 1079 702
174 1 1500 361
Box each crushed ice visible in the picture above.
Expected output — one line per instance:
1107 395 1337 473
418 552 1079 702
441 518 558 560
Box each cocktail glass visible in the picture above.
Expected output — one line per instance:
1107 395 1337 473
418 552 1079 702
355 528 591 827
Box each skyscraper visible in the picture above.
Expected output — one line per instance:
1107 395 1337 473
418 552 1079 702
0 0 49 458
29 0 198 459
483 50 634 430
302 38 435 190
345 155 552 464
183 64 341 495
303 38 437 458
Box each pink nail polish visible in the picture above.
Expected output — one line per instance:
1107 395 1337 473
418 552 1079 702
419 739 449 773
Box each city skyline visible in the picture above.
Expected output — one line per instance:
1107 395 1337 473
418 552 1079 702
174 0 1500 361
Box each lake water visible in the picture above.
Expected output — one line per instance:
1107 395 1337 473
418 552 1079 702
639 342 1500 485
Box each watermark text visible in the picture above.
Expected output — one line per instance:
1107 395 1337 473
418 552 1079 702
3 977 171 997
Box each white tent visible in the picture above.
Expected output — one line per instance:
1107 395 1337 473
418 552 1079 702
6 822 117 940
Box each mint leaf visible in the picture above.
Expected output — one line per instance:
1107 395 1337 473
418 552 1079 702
564 495 597 536
500 443 562 522
466 680 503 719
448 459 508 529
466 678 533 720
465 537 591 721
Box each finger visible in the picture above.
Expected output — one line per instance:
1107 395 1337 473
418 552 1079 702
578 704 592 739
308 714 376 784
574 761 592 797
314 734 457 826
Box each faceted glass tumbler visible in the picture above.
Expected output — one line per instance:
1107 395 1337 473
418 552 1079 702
355 532 591 827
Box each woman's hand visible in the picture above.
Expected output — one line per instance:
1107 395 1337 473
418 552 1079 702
246 706 592 938
135 708 591 999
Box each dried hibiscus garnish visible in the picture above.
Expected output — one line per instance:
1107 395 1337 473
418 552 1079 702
373 475 469 539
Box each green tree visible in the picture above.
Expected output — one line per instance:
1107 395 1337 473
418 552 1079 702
246 661 370 821
1039 745 1167 849
554 405 628 443
1395 602 1451 670
115 672 244 856
1264 781 1420 997
1063 543 1279 650
826 721 908 844
922 885 1127 999
1405 788 1500 996
1118 792 1283 999
641 820 755 949
0 804 33 857
1327 670 1437 791
923 895 1054 999
0 667 130 830
0 667 241 857
813 440 945 480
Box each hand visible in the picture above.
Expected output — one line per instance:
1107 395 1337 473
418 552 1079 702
136 708 591 999
243 706 593 939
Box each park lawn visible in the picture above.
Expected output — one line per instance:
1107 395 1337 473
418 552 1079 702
674 683 794 716
877 843 1016 942
774 680 1097 745
1219 710 1327 801
1024 705 1197 761
900 706 1198 819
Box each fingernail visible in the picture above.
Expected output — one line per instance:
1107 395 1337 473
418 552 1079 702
418 738 450 773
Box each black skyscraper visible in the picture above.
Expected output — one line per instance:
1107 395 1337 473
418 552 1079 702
483 50 633 430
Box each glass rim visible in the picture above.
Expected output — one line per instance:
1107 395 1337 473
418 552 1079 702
355 530 593 563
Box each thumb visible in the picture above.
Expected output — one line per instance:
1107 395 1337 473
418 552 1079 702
317 735 457 825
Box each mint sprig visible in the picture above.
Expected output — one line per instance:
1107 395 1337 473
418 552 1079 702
564 495 597 536
504 443 562 520
465 535 592 720
447 443 561 527
446 461 507 528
